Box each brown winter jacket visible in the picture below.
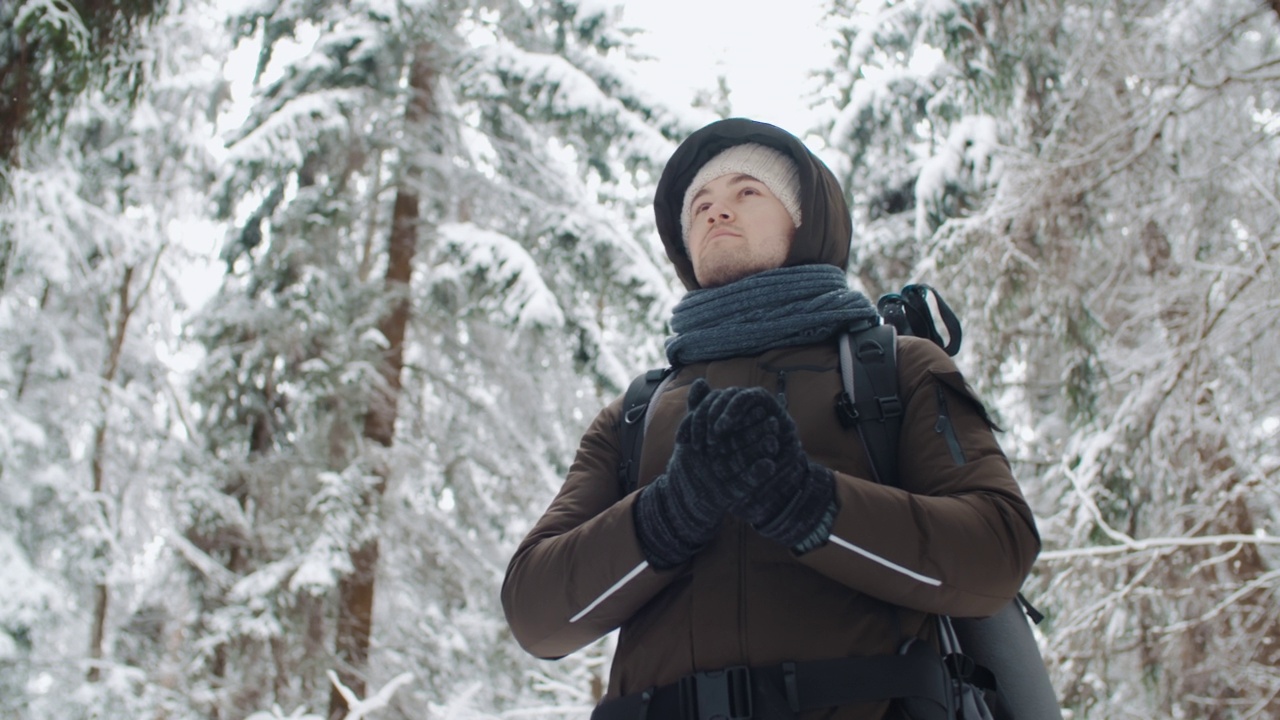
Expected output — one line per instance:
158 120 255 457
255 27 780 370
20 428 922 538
502 119 1041 719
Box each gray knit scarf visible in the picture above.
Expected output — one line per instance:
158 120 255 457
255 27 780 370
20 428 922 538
665 265 879 366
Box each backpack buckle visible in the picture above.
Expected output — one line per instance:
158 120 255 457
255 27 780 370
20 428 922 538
877 395 904 421
835 393 902 428
678 666 753 720
835 392 858 428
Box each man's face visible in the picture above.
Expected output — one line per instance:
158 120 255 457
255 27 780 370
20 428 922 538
686 173 796 288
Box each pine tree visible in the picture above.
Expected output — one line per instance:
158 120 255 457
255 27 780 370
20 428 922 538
0 0 166 183
819 1 1280 717
184 1 684 717
0 4 221 717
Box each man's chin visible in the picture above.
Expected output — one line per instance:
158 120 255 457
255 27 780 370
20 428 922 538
695 269 744 288
696 262 770 289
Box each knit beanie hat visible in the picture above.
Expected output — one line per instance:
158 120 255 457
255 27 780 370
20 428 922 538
680 142 802 242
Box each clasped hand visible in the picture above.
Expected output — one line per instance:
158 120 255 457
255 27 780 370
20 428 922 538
669 378 797 512
633 378 835 569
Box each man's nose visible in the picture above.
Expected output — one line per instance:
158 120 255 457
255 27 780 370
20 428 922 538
705 202 733 223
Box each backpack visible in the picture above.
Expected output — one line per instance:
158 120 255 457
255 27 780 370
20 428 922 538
616 284 1061 720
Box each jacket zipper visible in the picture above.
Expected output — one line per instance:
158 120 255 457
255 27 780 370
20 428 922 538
775 370 788 409
934 385 966 466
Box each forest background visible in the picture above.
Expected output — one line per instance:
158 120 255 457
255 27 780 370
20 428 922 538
2 1 1279 719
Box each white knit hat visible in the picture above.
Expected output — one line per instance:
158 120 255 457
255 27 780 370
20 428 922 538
680 143 802 241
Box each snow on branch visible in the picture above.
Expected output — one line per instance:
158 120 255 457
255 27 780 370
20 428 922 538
1153 568 1280 634
163 529 236 590
0 530 60 635
471 39 671 164
1039 532 1280 562
436 222 566 329
327 670 414 720
914 114 1001 240
14 0 91 55
245 705 322 720
224 88 366 168
477 40 620 116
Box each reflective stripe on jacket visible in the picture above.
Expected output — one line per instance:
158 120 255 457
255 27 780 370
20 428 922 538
502 335 1041 719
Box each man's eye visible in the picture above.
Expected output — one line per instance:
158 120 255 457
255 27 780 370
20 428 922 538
695 203 711 214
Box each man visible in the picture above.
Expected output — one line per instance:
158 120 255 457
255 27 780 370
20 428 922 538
502 118 1040 719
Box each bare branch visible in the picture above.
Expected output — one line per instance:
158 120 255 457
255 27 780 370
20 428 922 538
1039 533 1280 561
1152 568 1280 634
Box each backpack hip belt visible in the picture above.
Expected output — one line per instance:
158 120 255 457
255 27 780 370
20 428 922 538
589 639 958 720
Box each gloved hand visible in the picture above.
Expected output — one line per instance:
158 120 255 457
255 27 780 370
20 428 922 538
719 389 839 554
633 379 777 569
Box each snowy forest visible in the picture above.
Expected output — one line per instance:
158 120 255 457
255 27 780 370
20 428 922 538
1 0 1278 718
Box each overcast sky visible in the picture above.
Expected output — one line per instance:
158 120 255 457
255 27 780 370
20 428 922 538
618 0 836 139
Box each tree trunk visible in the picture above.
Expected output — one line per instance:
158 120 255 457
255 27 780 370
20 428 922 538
328 45 434 720
0 238 14 293
88 265 136 682
207 358 273 720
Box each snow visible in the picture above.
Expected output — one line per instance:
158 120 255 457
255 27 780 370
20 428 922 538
15 0 90 54
224 88 367 168
4 166 81 286
3 411 47 449
479 41 620 118
914 114 1000 240
328 670 414 720
573 0 625 18
0 531 59 658
5 1 1279 718
245 705 323 720
290 551 339 594
231 557 302 605
437 222 567 330
470 38 674 165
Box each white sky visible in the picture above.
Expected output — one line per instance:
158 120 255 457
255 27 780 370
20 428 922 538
618 0 835 140
215 1 836 151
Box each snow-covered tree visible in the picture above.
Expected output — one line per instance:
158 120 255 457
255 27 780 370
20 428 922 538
0 4 222 718
0 0 165 182
820 1 1280 717
183 1 686 717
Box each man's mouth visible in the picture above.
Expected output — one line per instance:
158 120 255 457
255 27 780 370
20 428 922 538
706 227 741 241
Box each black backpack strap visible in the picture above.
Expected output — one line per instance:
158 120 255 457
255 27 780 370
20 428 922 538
618 367 673 496
1015 592 1045 625
835 323 904 487
877 284 962 357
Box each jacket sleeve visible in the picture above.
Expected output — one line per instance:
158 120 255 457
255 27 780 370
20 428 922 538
501 396 684 659
797 338 1041 618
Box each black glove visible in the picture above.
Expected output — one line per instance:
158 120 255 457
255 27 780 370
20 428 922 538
633 379 777 569
722 390 839 554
